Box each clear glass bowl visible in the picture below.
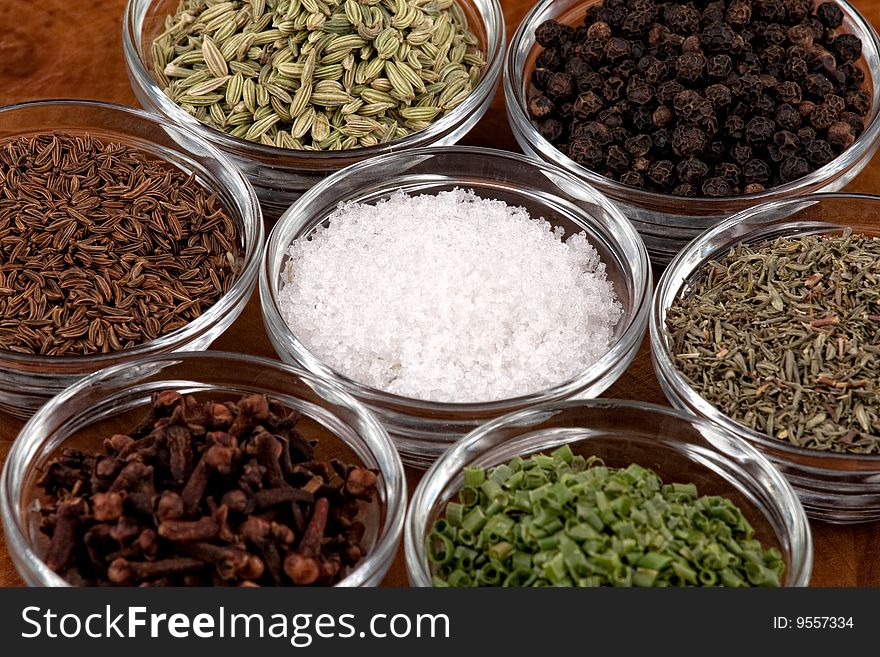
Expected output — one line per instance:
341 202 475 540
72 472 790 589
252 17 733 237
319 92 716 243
504 0 880 264
0 351 406 587
651 193 880 523
260 146 651 467
123 0 505 220
405 399 812 586
0 100 264 418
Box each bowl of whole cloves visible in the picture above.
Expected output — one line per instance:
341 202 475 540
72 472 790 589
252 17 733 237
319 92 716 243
0 352 406 587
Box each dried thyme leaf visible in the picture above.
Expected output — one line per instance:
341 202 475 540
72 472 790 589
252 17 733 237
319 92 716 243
666 231 880 454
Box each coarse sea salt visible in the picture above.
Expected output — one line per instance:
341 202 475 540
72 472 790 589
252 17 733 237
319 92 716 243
278 189 623 403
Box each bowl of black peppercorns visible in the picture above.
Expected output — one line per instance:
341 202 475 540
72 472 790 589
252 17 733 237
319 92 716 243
504 0 880 263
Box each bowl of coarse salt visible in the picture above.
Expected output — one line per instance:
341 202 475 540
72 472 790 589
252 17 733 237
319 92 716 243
260 146 650 467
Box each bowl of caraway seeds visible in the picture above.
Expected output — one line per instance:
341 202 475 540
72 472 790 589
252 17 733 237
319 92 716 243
505 0 880 264
405 399 812 586
260 146 651 467
0 100 263 418
652 192 880 523
123 0 505 219
0 352 406 586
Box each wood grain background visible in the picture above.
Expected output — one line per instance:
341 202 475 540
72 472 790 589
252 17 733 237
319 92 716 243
0 0 879 587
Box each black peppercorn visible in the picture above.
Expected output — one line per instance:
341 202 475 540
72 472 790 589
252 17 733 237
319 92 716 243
538 119 564 142
587 21 613 43
726 2 752 26
840 111 864 137
535 48 561 70
776 80 803 105
648 159 674 186
619 170 645 187
775 103 802 131
845 90 871 115
605 144 630 172
827 121 855 149
702 176 734 196
672 183 697 196
546 72 576 100
802 138 834 165
756 0 787 23
730 142 753 164
804 73 834 99
725 115 745 139
604 37 632 61
787 24 814 50
526 0 869 198
532 67 553 91
625 133 653 156
773 130 800 156
816 2 844 29
676 157 710 183
745 116 776 144
528 95 555 120
834 34 862 62
568 139 606 167
535 21 569 48
627 78 656 105
573 91 605 119
742 158 771 182
779 156 810 182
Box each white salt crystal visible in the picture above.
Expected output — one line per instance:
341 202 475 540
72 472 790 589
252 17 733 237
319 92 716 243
278 189 623 403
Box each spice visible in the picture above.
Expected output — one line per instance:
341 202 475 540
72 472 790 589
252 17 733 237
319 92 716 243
152 0 486 150
278 189 622 402
528 0 870 196
36 391 378 586
666 230 880 453
428 446 784 587
0 132 240 356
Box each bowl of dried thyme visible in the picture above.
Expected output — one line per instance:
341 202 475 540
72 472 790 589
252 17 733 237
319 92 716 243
504 0 880 264
0 100 264 418
405 399 812 586
123 0 505 220
651 192 880 523
0 351 406 587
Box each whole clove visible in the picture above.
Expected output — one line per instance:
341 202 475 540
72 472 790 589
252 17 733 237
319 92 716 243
35 392 380 587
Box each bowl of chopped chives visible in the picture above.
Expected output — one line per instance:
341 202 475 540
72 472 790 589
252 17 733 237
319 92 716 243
123 0 505 219
260 146 651 467
0 100 264 418
651 192 880 523
405 399 812 587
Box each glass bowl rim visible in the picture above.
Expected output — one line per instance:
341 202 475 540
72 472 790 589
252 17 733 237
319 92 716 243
259 144 652 413
503 0 880 206
650 191 880 465
0 350 408 587
404 397 814 587
122 0 507 161
0 98 265 367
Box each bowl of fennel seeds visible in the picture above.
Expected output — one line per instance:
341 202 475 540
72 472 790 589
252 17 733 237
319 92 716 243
0 100 263 418
123 0 505 219
651 192 880 523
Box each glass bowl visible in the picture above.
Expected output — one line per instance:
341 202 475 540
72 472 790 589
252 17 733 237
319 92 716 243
0 100 264 418
504 0 880 264
123 0 505 220
260 146 651 467
0 351 406 587
651 193 880 523
405 399 812 587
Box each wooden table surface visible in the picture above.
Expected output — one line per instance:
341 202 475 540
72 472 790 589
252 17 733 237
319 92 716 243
1 0 879 588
